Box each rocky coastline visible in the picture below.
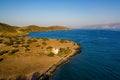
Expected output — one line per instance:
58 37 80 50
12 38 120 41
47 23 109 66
35 46 81 80
0 35 81 80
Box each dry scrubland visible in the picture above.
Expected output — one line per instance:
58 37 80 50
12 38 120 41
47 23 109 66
0 35 80 79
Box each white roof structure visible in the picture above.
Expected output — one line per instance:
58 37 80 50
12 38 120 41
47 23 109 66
52 48 59 54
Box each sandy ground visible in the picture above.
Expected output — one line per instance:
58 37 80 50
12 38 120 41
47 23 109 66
0 37 80 79
0 55 60 78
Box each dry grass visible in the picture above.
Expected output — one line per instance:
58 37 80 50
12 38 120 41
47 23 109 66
0 55 60 78
0 36 80 79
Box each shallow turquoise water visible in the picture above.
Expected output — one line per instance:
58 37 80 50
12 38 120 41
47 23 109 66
28 29 120 80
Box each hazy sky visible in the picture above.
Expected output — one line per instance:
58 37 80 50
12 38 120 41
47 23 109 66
0 0 120 27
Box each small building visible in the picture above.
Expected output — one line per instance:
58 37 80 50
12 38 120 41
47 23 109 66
52 48 59 55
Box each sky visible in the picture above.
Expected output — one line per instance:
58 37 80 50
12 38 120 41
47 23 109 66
0 0 120 28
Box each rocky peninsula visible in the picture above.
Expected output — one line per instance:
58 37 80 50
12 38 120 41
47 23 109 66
0 23 81 80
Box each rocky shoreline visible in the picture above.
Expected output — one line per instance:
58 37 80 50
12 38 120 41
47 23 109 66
0 46 81 80
38 47 81 80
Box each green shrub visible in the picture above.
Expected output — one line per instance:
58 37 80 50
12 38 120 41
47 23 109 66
9 49 19 55
20 38 25 42
22 44 29 48
0 35 4 38
0 50 9 55
32 39 38 42
4 40 14 46
12 45 18 48
58 48 71 56
15 41 21 44
27 39 33 44
42 42 47 46
43 38 49 41
47 52 54 57
46 46 53 50
60 39 67 43
0 39 3 43
25 48 30 51
0 58 3 62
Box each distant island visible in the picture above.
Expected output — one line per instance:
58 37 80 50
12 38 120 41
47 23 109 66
80 23 120 29
0 22 80 80
0 23 71 36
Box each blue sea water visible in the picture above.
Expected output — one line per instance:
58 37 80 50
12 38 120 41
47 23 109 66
28 29 120 80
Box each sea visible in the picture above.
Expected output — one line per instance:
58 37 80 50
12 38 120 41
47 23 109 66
28 29 120 80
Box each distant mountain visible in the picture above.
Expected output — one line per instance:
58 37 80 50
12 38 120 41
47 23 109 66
81 23 120 29
19 25 70 32
48 26 71 30
0 22 71 36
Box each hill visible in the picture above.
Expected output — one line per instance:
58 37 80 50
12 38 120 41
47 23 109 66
0 23 17 32
19 25 70 32
48 26 71 30
0 23 71 36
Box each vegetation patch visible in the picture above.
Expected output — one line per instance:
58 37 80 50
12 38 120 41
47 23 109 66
15 40 24 44
25 48 30 52
4 40 14 46
47 52 54 57
27 39 33 44
0 50 9 55
42 42 47 46
43 38 49 41
22 44 29 48
36 45 40 47
46 46 53 50
58 47 71 56
32 39 38 42
60 39 68 43
9 49 19 55
12 45 18 48
0 39 3 43
0 58 3 62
